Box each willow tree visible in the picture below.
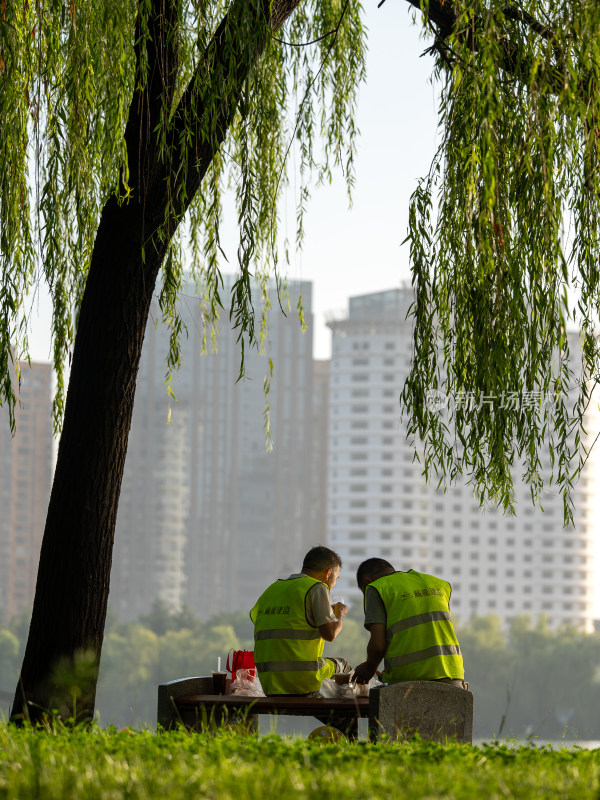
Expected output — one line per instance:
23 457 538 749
3 0 599 723
3 0 365 722
401 0 600 523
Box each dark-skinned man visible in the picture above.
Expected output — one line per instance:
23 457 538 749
352 558 468 689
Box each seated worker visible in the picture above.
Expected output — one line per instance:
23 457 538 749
352 558 467 689
250 545 350 696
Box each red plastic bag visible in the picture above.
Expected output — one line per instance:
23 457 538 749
226 649 255 682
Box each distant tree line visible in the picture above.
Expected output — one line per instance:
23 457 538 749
2 603 599 740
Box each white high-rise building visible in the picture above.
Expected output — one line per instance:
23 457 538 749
327 288 600 631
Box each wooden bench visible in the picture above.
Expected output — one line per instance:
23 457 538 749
158 676 474 743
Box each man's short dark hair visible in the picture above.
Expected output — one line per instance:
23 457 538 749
302 545 342 573
356 558 395 590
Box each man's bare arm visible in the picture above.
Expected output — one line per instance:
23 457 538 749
352 623 386 684
318 602 348 642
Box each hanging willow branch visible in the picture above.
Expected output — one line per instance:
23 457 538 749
401 0 600 522
0 0 366 426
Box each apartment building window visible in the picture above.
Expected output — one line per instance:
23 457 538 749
350 531 366 540
350 516 366 524
353 358 369 366
351 468 367 476
351 437 368 445
351 421 368 429
385 342 395 350
382 437 393 445
353 374 368 382
381 516 392 524
381 500 392 508
383 374 395 382
351 484 367 492
382 389 395 398
381 532 392 540
383 405 394 413
382 485 393 493
350 500 367 508
351 405 368 413
351 389 368 398
382 453 393 461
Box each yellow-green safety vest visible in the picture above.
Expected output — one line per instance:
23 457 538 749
250 576 335 695
368 570 464 683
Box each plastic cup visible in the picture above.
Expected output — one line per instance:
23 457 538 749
212 671 227 694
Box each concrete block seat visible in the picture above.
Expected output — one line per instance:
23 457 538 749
158 676 473 743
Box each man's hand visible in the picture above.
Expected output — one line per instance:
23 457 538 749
351 661 377 686
333 601 348 619
352 622 386 684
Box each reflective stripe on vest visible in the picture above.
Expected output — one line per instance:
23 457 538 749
369 571 464 683
387 644 462 668
250 576 335 695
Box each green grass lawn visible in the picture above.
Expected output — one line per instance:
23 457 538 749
1 725 599 799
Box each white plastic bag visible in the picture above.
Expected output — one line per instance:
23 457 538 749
229 667 265 697
318 678 351 698
348 675 382 697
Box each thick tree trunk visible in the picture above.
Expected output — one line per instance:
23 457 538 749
11 0 300 724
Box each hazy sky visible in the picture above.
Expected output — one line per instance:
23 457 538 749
26 1 440 363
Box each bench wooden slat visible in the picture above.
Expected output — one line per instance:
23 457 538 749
176 694 369 716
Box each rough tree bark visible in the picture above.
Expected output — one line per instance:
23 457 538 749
11 0 300 723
